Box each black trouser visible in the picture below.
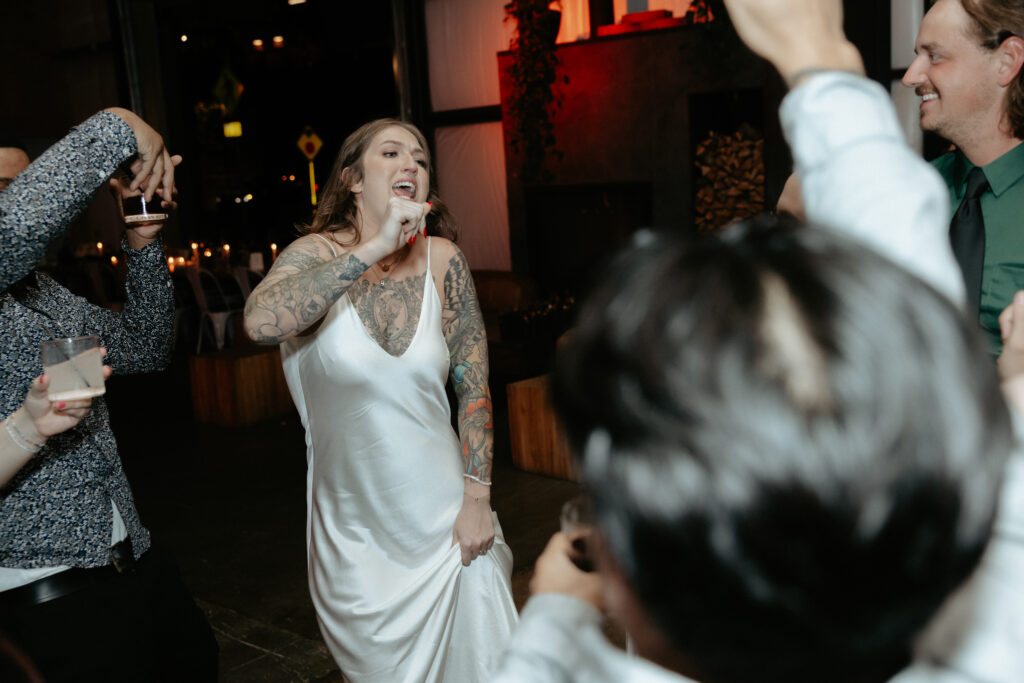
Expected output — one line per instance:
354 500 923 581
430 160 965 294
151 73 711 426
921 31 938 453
0 546 218 682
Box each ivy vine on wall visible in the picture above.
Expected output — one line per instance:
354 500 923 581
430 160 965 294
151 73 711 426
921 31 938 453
504 0 566 183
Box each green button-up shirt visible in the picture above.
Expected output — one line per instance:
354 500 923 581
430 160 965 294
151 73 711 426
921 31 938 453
933 142 1024 354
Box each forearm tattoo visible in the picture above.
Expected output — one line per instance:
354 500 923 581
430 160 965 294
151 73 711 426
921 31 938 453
442 249 493 482
244 239 369 343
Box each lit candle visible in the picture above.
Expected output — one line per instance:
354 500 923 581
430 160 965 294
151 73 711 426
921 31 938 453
223 243 231 256
271 243 278 260
110 255 119 266
167 256 175 273
96 241 103 256
203 248 212 258
191 242 199 263
177 257 185 265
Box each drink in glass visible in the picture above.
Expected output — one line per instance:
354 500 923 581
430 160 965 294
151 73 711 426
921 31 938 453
560 494 596 572
122 193 168 225
40 335 106 401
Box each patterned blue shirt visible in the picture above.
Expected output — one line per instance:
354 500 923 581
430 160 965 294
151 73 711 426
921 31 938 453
0 112 173 568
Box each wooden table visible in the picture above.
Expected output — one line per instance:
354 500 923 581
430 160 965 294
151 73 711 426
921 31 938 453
189 346 294 427
506 374 578 481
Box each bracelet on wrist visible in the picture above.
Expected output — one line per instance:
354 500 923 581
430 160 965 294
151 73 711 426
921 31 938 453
463 473 492 486
5 413 44 454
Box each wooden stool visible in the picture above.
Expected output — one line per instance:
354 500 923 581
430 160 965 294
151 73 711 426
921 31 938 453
506 374 578 481
189 346 294 427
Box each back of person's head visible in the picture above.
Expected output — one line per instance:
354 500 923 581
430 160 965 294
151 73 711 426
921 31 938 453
552 217 1013 683
957 0 1024 138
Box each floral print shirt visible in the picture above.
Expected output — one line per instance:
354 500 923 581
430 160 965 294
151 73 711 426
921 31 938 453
0 112 173 568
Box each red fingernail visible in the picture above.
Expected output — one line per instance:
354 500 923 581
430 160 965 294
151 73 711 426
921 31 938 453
57 402 67 410
407 237 413 246
412 235 417 245
426 201 432 207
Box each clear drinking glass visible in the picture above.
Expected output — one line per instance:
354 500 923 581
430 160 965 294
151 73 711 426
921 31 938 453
40 335 106 401
560 494 596 572
122 192 168 225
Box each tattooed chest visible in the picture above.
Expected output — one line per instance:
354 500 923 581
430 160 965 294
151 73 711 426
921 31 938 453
349 273 426 356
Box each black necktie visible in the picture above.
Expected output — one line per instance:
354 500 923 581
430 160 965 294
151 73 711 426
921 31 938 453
949 167 989 314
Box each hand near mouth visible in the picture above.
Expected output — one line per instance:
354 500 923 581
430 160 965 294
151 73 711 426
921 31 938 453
370 196 432 262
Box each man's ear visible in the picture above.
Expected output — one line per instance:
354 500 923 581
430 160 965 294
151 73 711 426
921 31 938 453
997 36 1024 87
342 166 361 194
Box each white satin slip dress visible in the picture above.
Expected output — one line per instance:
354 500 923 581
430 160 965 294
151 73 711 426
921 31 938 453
280 236 518 682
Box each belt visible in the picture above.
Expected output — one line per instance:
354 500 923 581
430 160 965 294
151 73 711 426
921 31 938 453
0 538 139 608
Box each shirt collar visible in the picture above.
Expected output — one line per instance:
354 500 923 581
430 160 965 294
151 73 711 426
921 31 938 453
954 141 1024 197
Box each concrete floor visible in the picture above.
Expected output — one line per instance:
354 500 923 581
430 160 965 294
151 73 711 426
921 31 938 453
106 356 580 682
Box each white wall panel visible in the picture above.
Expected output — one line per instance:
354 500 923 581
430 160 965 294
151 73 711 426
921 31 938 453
425 0 514 112
435 122 511 271
892 0 925 69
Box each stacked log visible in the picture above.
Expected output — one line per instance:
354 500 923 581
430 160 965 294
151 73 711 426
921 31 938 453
694 127 765 232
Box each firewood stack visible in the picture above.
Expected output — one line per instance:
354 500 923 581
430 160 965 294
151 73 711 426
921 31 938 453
694 127 765 232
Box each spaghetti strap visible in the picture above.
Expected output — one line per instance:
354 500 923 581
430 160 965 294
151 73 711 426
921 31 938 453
312 232 338 257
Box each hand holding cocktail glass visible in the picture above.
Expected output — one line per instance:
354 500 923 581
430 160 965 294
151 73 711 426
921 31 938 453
527 495 604 608
529 532 604 611
27 345 112 437
110 154 181 248
560 494 597 573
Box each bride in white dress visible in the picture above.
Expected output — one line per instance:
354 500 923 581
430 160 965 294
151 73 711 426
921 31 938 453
243 119 517 682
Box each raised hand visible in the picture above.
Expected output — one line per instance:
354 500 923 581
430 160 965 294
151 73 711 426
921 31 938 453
722 0 862 84
103 107 178 204
109 155 182 249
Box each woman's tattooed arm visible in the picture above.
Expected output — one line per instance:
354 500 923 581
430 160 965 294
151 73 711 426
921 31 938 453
441 245 493 483
244 236 370 344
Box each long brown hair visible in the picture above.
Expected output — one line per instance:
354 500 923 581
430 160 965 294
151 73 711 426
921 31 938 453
960 0 1024 139
301 118 459 244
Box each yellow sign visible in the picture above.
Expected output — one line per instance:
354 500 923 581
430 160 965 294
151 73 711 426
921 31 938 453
297 127 322 160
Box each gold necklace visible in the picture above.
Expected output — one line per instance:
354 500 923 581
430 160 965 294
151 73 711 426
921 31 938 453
374 247 408 284
379 254 402 272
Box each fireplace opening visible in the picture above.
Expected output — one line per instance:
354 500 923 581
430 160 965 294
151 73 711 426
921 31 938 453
523 182 653 297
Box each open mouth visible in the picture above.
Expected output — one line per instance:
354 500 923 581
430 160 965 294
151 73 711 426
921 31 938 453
921 93 938 105
393 180 416 199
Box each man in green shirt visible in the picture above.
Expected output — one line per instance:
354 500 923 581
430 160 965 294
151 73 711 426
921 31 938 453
903 0 1024 353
